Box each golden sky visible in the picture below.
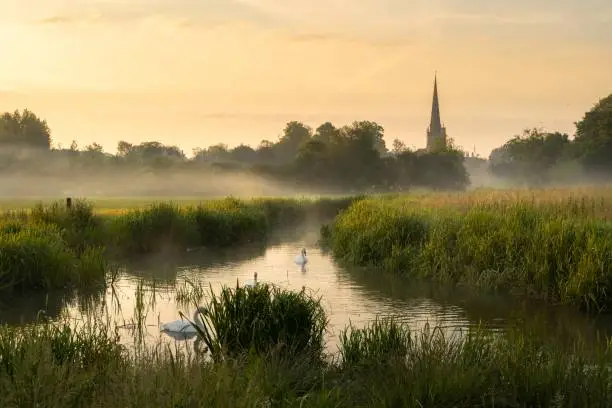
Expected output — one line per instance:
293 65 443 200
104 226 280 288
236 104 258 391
0 0 610 156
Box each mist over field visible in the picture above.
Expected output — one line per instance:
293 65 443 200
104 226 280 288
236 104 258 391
0 90 611 201
0 168 306 199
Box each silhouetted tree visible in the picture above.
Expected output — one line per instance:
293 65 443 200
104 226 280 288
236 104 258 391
0 109 51 149
275 121 312 163
573 93 612 176
489 128 570 185
0 108 474 191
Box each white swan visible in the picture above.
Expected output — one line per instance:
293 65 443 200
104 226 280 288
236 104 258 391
160 306 206 338
243 272 258 288
294 248 308 265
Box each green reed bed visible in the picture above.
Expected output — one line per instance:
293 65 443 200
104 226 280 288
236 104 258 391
0 285 610 407
107 198 289 254
0 195 360 292
0 220 107 294
325 197 612 312
185 283 327 360
87 195 361 255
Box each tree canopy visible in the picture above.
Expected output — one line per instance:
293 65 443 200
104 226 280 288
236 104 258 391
0 109 51 150
573 94 612 176
0 110 471 192
6 91 612 190
488 92 612 185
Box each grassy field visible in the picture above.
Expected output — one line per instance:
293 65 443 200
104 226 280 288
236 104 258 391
0 194 358 215
1 282 610 407
323 187 612 312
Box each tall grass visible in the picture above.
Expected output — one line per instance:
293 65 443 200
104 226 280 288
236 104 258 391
339 317 412 365
0 308 610 406
185 283 327 360
0 221 106 293
0 195 360 292
108 202 201 254
325 195 612 312
336 319 612 407
108 195 362 255
28 199 107 254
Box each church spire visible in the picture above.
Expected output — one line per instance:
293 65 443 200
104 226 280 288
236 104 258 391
429 73 442 135
426 72 447 151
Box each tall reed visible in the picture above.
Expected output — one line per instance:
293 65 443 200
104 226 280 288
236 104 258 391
0 195 359 291
184 283 327 359
327 196 612 312
0 222 106 293
0 312 610 406
108 196 361 255
336 318 612 406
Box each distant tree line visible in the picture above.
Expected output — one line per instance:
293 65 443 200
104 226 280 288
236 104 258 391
0 112 470 192
489 93 612 186
5 92 607 191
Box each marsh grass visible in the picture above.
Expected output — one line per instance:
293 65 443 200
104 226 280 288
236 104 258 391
335 318 612 407
0 222 107 293
28 199 107 253
189 197 268 247
328 195 612 312
339 317 412 365
0 310 610 407
175 278 206 306
183 283 327 360
108 195 361 256
0 195 359 292
108 202 200 254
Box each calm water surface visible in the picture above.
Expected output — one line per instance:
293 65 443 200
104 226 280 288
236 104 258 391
2 238 612 353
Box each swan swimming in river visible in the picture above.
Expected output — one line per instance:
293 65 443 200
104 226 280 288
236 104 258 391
160 306 206 337
295 248 308 265
244 272 258 288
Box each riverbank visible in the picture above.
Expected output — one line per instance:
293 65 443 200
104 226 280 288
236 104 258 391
323 189 612 312
1 283 610 407
0 196 361 293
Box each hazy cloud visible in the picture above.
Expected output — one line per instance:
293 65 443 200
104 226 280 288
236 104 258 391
287 32 417 49
19 0 611 47
29 0 276 28
36 15 78 25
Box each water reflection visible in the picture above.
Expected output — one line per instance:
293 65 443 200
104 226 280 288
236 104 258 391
0 286 106 325
122 242 267 285
2 241 612 355
340 265 612 345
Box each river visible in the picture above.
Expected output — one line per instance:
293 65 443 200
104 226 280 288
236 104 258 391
2 236 612 354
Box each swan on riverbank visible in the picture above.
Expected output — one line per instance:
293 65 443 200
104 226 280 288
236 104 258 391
160 306 206 335
295 248 308 265
244 272 258 288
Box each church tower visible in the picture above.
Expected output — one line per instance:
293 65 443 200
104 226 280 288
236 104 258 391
426 73 447 151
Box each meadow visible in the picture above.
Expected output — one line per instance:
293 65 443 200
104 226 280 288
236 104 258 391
1 282 610 407
323 187 612 312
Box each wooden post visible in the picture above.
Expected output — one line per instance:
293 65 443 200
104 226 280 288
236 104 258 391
66 197 72 210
